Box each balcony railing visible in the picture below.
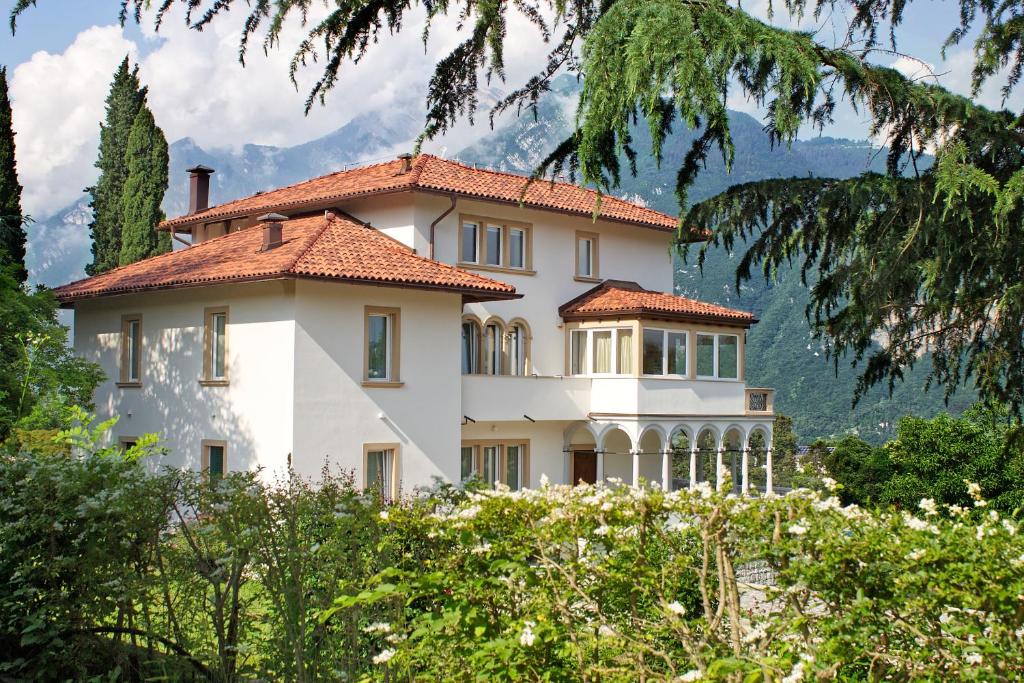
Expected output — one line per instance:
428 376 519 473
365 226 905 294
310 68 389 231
745 388 774 415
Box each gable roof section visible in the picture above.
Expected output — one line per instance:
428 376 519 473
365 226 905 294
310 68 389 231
559 280 756 326
53 212 518 304
160 155 688 234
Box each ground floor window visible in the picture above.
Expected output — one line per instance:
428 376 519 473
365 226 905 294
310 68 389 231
202 440 227 482
460 441 529 490
364 444 400 499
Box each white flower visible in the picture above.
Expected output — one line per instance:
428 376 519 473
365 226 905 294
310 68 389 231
539 474 550 488
904 515 930 532
1004 520 1018 536
666 601 687 616
379 510 390 521
471 541 492 555
372 648 396 664
965 480 982 499
594 525 610 536
519 621 537 647
363 622 392 634
678 670 703 682
457 505 481 520
964 652 983 666
788 523 808 536
781 660 806 683
918 498 938 516
822 476 838 492
906 549 925 561
597 624 617 638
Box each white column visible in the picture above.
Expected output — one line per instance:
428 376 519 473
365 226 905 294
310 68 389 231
765 447 774 494
741 447 750 494
715 447 725 491
597 450 605 483
631 449 641 488
689 447 698 489
661 450 671 491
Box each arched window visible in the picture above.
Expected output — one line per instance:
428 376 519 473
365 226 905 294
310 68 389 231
507 320 530 376
461 318 482 374
484 322 504 375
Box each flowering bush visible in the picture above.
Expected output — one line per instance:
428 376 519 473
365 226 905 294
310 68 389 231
334 479 1024 681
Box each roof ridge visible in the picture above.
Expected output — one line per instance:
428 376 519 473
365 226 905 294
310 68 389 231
427 155 679 222
289 212 348 272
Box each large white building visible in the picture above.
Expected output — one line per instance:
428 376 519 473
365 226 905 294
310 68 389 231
55 154 776 495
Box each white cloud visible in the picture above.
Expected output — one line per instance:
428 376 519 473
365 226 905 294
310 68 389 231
10 25 136 218
10 4 552 218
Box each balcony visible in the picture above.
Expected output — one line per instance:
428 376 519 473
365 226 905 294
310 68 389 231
745 388 774 415
461 375 591 421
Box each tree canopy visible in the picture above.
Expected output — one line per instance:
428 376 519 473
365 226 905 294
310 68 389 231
10 0 1024 412
118 106 171 266
0 65 25 283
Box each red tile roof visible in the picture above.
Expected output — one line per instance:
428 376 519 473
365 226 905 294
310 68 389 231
559 281 756 326
54 212 518 304
161 154 688 234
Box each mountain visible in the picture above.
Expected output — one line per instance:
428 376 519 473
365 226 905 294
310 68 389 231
25 78 969 441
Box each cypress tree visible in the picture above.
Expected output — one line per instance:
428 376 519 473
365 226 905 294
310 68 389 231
87 57 146 275
118 106 170 266
0 66 26 283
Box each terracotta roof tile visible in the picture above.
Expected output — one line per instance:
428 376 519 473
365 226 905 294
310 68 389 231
54 213 518 304
559 280 756 325
161 155 686 233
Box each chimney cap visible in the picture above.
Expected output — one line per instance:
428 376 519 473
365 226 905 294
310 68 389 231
397 152 413 160
186 164 215 175
257 212 288 223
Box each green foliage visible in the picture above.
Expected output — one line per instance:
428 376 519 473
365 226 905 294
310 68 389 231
824 402 1024 514
0 271 104 445
87 57 147 276
0 66 25 283
118 106 170 266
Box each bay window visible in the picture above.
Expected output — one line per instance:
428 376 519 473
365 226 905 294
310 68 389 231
569 327 634 375
696 333 740 380
642 329 690 377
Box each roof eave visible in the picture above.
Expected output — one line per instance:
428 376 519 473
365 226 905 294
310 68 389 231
560 309 757 327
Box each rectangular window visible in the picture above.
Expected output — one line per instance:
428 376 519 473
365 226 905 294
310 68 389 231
506 444 524 491
571 330 587 375
462 442 530 489
617 329 633 374
203 307 229 382
643 328 664 375
696 334 716 378
364 445 398 499
485 225 503 266
667 332 687 376
202 440 227 482
461 321 480 374
482 445 501 485
485 324 502 375
461 445 478 481
364 307 400 384
509 228 525 269
575 231 599 279
718 335 739 379
592 330 613 374
461 221 479 263
120 315 142 384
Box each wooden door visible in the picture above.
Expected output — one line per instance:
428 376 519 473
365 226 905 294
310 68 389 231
572 450 597 485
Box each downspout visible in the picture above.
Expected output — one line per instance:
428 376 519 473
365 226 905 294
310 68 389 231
170 230 191 248
429 194 457 260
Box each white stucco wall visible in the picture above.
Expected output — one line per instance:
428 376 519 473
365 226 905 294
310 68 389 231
71 280 297 475
290 280 464 491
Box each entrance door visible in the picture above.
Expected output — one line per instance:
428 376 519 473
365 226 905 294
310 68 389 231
572 450 597 485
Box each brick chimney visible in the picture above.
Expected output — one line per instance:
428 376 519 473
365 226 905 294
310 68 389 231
186 165 215 214
258 213 287 251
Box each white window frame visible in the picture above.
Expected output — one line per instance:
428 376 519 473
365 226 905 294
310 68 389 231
641 328 690 378
577 236 595 278
461 220 479 264
569 327 632 376
509 227 526 269
695 333 740 380
485 224 503 267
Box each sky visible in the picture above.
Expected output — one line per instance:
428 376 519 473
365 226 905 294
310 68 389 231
2 0 1022 220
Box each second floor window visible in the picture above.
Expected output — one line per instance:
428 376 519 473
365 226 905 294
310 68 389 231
643 329 688 376
459 216 532 271
575 232 599 279
485 323 503 374
485 225 502 266
461 221 479 263
120 314 142 385
365 307 400 384
462 320 481 373
570 327 633 375
203 307 228 382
